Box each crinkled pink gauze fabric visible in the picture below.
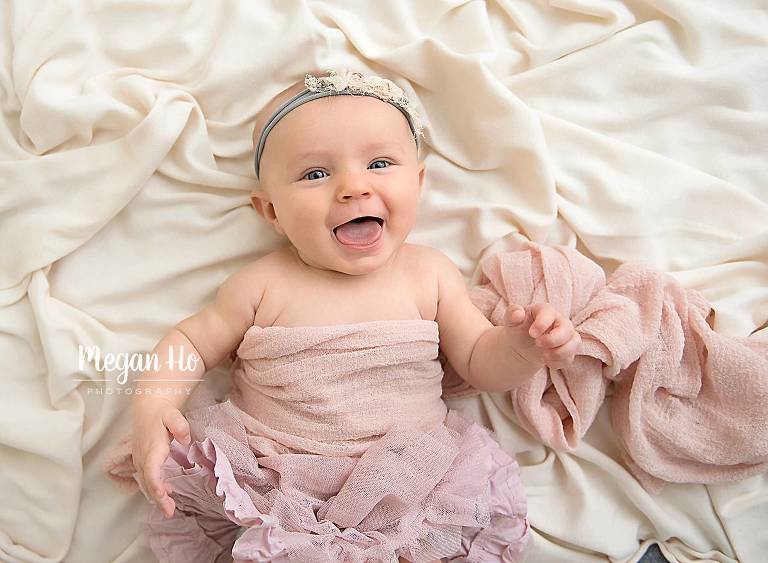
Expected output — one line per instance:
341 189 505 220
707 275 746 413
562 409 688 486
106 320 530 563
443 242 768 490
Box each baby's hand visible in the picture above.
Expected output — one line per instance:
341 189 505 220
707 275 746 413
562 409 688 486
504 303 581 369
131 398 191 518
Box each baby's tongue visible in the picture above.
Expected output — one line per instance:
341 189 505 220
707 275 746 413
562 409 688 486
335 218 382 246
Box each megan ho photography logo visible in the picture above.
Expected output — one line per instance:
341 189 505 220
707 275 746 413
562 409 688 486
76 344 203 395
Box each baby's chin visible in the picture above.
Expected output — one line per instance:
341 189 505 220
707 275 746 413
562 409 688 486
329 260 388 276
291 244 399 277
323 250 396 277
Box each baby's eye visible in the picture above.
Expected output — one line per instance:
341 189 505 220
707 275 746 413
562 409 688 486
369 160 391 170
303 169 328 181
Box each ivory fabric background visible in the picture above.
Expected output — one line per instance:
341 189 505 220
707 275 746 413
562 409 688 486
1 0 766 562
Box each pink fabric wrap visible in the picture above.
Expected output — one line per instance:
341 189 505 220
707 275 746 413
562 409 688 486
443 241 768 490
227 321 449 456
105 320 530 562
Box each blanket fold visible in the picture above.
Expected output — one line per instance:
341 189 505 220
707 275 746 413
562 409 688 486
443 241 768 491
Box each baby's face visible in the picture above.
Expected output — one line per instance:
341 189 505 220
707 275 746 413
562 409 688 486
253 93 425 276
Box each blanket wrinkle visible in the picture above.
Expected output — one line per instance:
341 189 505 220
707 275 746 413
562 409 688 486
442 241 768 491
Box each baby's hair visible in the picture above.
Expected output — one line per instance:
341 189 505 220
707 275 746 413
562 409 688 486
252 69 328 150
250 73 324 210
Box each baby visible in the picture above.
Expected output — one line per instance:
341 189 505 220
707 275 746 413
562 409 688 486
128 70 580 562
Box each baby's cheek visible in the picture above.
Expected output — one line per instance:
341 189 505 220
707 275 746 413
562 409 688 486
395 195 420 228
289 207 323 232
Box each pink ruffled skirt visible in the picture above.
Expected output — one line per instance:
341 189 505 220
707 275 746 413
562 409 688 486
143 400 529 562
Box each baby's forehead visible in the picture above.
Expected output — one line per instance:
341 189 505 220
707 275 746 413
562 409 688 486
252 81 306 141
294 95 409 131
253 80 419 179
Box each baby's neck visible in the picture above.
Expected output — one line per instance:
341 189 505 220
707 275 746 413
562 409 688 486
287 244 401 283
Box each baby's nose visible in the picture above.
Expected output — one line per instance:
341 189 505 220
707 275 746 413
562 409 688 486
336 179 372 201
339 190 371 201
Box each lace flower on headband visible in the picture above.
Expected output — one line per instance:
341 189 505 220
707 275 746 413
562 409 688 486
304 70 424 138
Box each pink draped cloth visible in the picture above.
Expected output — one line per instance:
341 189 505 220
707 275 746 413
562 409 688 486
443 241 768 491
105 320 529 562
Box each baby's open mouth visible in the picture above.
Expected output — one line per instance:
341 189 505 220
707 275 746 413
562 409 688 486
333 216 384 247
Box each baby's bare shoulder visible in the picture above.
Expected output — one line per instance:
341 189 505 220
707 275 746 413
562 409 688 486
400 244 450 317
402 244 469 306
217 249 287 299
402 243 453 272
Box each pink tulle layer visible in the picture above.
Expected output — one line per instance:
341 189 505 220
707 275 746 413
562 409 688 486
144 400 529 562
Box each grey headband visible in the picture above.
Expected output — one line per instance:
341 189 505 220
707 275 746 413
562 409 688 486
254 70 424 180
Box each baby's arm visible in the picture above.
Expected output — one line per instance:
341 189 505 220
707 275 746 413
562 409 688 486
135 259 265 407
432 249 580 391
132 261 266 516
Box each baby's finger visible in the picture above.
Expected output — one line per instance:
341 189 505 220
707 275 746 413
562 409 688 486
143 444 170 501
543 333 582 366
536 320 575 349
148 478 176 517
163 409 191 446
157 490 177 519
528 304 557 339
504 304 529 328
134 468 150 501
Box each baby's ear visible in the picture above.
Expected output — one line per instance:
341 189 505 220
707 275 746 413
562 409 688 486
417 160 426 192
250 190 284 235
249 189 265 213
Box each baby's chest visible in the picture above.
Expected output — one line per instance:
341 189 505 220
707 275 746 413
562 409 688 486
256 272 437 327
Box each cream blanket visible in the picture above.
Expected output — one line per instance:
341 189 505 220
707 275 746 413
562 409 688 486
1 1 767 562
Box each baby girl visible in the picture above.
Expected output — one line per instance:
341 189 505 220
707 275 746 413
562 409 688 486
125 69 580 562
